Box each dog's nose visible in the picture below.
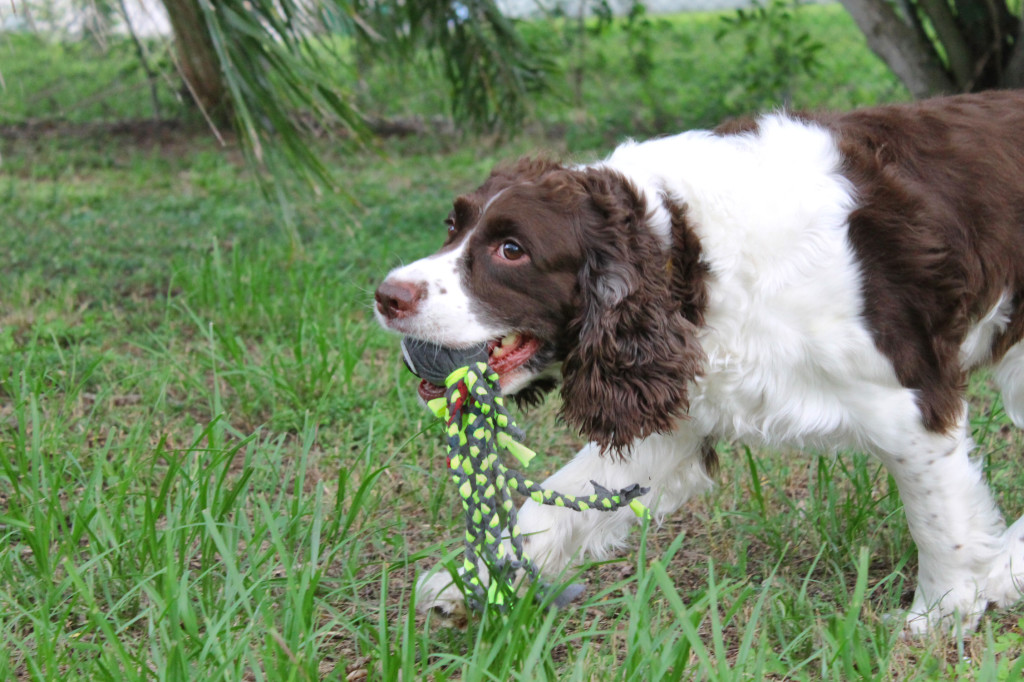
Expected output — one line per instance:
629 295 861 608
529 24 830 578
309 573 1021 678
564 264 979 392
375 279 426 320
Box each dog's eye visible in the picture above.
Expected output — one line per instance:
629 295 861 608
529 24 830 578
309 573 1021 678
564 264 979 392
444 216 456 236
499 239 526 261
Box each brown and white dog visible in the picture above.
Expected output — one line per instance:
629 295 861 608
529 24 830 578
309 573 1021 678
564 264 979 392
375 91 1024 633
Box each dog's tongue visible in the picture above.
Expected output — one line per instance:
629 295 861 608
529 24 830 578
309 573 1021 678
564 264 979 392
401 338 489 398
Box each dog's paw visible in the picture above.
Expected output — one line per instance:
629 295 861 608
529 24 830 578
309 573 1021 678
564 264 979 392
903 583 987 636
415 568 468 621
986 515 1024 608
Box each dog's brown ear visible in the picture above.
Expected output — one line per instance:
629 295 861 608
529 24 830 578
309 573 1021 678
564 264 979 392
560 169 704 456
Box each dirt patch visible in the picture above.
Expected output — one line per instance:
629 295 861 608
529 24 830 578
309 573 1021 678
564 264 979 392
0 118 231 155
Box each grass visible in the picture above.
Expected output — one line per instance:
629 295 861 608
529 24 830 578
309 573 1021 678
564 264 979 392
0 33 177 123
3 4 1024 680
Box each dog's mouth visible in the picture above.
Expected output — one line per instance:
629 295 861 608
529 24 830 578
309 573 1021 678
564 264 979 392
416 332 542 402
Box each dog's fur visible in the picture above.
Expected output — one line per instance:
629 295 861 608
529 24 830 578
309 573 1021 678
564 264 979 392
375 91 1024 633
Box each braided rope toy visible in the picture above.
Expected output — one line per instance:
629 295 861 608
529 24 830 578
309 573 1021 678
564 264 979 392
402 338 650 610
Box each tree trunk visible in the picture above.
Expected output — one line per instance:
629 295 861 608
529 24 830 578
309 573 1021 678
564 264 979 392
917 0 972 87
840 0 956 98
162 0 230 122
1005 19 1024 88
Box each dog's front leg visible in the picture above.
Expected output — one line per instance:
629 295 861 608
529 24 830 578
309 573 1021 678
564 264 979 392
875 405 1006 634
517 427 715 579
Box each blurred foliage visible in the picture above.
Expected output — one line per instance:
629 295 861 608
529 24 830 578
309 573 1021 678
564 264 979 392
715 0 825 111
1 4 907 163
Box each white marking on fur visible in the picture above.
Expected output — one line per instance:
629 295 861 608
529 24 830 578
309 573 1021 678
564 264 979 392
961 291 1012 369
995 341 1024 428
603 115 886 447
376 188 516 346
376 238 503 346
481 187 509 216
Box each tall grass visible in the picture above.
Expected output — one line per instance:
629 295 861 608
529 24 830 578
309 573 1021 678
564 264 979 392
3 5 1024 680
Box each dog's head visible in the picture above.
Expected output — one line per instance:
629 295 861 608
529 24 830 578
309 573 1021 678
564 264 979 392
374 157 705 452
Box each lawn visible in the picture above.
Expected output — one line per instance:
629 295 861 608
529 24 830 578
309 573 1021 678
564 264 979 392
3 4 1024 680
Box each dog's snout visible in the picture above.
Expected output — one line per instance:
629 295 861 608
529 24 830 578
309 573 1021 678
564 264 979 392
375 279 426 320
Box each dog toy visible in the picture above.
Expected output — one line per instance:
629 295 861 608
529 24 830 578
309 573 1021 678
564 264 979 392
401 337 651 610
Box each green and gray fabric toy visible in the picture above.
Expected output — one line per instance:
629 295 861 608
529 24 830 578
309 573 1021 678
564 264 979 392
401 338 651 610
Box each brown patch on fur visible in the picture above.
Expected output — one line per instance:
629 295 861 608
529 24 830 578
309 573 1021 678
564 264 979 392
442 157 565 252
559 168 703 454
458 158 592 347
452 160 708 454
701 437 719 478
812 91 1024 433
712 116 761 137
665 196 710 327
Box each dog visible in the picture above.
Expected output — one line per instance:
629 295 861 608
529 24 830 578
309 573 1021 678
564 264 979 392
374 90 1024 633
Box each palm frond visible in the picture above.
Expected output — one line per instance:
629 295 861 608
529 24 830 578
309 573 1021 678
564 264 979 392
175 0 550 192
